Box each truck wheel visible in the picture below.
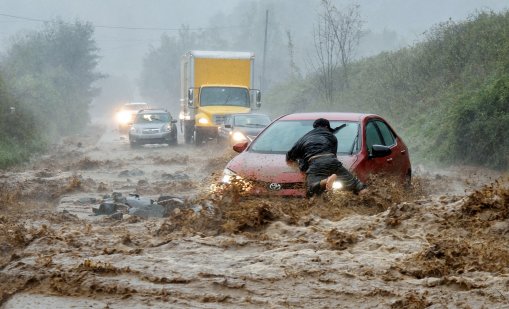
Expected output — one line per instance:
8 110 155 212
194 130 203 146
184 125 193 144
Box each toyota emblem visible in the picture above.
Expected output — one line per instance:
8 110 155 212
269 183 282 191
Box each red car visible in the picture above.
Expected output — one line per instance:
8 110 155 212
222 112 411 196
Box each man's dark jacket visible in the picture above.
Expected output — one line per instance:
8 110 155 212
286 127 337 172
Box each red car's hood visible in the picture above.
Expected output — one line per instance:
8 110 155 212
226 152 358 183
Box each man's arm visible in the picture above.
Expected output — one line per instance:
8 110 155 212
286 137 303 162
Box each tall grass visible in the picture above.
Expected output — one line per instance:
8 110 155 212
266 10 509 170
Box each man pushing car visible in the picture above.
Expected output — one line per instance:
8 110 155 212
286 118 368 197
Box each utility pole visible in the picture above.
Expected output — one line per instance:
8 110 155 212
261 10 269 92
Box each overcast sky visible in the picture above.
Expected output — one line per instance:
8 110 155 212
1 0 508 79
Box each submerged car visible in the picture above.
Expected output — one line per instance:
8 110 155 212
222 112 411 196
128 109 178 147
218 113 271 146
115 102 149 133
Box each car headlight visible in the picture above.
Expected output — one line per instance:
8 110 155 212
164 124 172 132
332 180 343 190
129 126 137 133
231 131 247 143
219 168 252 193
221 168 237 184
198 117 209 124
116 111 131 124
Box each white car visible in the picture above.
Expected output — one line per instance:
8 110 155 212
115 102 149 133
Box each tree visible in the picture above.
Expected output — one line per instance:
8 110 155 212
2 19 102 135
139 0 298 106
310 0 362 103
138 26 200 112
286 30 301 79
0 19 102 167
310 0 339 104
139 34 182 110
327 2 362 88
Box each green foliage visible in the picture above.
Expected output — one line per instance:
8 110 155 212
0 76 46 168
269 10 509 170
263 77 317 117
3 20 101 135
0 20 101 168
445 75 509 169
0 139 45 169
139 34 187 107
139 1 299 108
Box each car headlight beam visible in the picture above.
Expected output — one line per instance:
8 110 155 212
198 117 209 124
116 111 131 124
332 180 343 190
221 168 236 184
219 168 253 193
232 131 247 142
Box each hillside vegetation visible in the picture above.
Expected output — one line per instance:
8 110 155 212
0 20 101 168
266 11 509 170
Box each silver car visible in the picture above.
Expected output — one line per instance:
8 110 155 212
128 109 178 147
218 113 271 146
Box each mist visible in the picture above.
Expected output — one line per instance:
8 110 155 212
0 0 508 167
2 0 508 99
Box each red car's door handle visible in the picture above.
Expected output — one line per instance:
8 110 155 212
400 149 406 154
387 158 393 163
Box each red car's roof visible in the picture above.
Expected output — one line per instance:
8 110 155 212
278 112 376 122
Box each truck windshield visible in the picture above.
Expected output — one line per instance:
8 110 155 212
200 87 249 107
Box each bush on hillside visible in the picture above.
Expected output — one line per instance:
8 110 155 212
447 75 509 169
267 10 509 170
0 20 102 168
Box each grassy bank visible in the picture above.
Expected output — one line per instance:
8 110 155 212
266 11 509 170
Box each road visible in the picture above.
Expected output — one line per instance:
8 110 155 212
0 122 508 308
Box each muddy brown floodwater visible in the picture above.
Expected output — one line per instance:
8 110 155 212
0 123 508 308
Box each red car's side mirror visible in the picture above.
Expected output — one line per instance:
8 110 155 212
369 144 392 158
233 141 248 153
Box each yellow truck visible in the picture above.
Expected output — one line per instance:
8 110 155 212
179 50 261 145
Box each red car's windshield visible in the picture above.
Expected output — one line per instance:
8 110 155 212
250 120 360 154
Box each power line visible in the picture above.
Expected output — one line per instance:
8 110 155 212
0 12 249 31
0 13 45 23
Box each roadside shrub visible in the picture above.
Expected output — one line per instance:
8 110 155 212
0 19 101 169
267 10 509 171
447 75 509 169
0 76 46 168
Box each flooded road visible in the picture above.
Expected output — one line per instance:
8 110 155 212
0 123 508 308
